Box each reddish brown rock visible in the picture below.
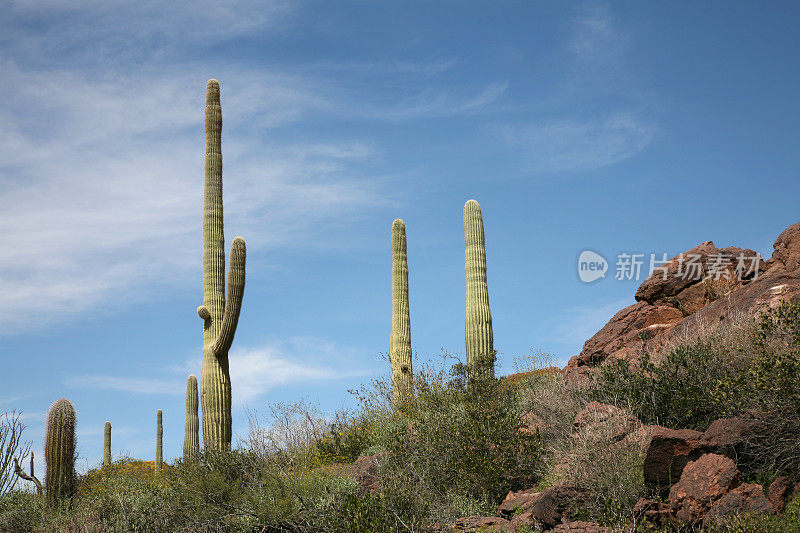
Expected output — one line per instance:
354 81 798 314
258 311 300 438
635 242 759 305
696 414 762 454
566 223 800 372
771 222 800 272
552 521 612 532
354 452 388 494
497 488 539 518
704 483 772 525
573 301 657 366
452 516 514 532
527 484 582 528
643 426 703 492
768 476 794 513
509 511 535 529
669 454 741 525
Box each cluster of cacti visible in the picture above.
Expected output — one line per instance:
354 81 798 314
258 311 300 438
155 410 163 471
103 421 111 467
184 374 200 458
463 199 495 378
387 199 496 394
7 82 498 501
198 79 246 452
390 219 413 403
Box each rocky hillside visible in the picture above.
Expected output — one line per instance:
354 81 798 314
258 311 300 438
565 221 800 381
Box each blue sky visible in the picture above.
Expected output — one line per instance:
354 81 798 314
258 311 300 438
2 1 800 473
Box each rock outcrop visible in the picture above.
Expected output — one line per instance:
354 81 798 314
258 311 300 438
566 222 800 377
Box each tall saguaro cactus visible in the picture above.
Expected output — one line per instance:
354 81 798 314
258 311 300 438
103 421 111 467
390 219 413 402
464 200 495 378
198 79 246 451
155 410 163 471
184 375 200 458
45 399 76 506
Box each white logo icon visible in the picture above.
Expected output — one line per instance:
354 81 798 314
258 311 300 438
578 250 608 283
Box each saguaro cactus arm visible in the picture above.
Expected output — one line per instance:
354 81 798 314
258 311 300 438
13 452 43 495
211 236 246 356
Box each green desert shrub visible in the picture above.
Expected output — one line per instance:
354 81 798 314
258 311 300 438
374 358 541 524
593 301 800 480
0 490 42 532
592 340 746 430
563 418 651 527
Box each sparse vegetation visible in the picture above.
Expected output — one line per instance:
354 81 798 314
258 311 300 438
5 295 800 532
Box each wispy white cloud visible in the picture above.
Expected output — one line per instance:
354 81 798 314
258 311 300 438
365 81 509 122
0 60 391 334
67 337 368 403
569 2 629 72
494 4 655 175
64 375 182 395
229 338 370 404
497 112 654 174
2 1 295 63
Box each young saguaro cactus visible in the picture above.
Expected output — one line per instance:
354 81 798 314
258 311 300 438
45 398 76 506
390 219 413 402
464 200 495 378
197 79 246 451
103 421 111 467
184 375 200 458
155 410 163 471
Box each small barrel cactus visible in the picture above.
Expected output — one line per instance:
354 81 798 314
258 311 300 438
45 398 76 506
184 375 200 458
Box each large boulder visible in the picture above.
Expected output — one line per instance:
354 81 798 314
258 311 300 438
497 488 539 519
530 485 583 528
643 426 703 492
497 485 582 528
696 414 762 455
669 454 741 525
704 483 772 525
635 242 759 306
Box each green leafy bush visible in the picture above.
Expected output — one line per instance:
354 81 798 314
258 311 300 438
377 359 541 522
593 301 800 481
